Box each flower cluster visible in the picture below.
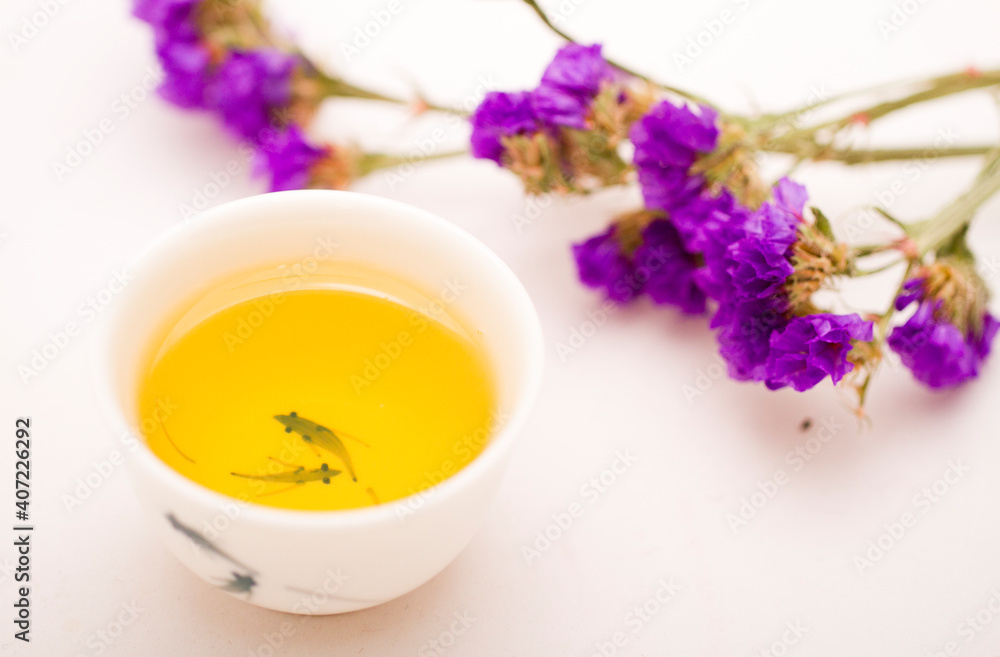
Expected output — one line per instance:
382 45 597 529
470 44 651 194
571 210 706 313
133 0 346 191
694 177 872 391
477 44 906 395
888 263 999 388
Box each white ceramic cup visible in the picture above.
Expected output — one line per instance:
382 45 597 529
94 191 544 614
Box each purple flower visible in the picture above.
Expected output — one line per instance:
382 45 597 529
888 300 999 389
206 49 297 140
571 226 638 303
772 177 808 222
630 100 719 215
743 178 804 250
726 237 794 302
133 0 200 44
717 177 806 306
893 277 924 311
469 91 538 164
671 189 752 301
635 219 706 314
134 0 214 108
712 298 788 381
765 313 873 391
156 40 213 108
636 166 707 218
631 100 719 170
531 43 615 129
254 126 325 191
706 179 813 381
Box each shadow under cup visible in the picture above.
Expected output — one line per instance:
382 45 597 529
95 191 544 614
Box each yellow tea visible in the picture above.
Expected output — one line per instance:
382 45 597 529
138 287 496 511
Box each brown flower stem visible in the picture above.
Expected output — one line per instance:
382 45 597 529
518 0 714 107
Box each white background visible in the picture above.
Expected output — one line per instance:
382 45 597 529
3 0 1000 655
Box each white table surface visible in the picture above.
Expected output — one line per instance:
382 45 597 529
4 0 1000 654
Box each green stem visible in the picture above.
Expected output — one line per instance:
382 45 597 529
852 259 906 277
851 242 903 258
916 149 1000 256
816 69 1000 132
518 0 714 107
357 149 468 176
763 142 995 165
313 72 462 115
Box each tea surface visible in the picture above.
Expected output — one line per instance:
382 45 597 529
138 288 496 510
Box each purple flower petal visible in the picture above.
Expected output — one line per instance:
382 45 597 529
206 49 297 140
571 225 638 303
765 313 873 391
156 40 213 108
469 91 538 164
772 177 808 221
888 302 996 389
635 219 707 314
712 297 788 381
631 100 718 171
532 43 615 128
727 237 795 301
254 126 325 191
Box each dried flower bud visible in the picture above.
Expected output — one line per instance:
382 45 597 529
908 259 991 337
690 122 769 210
785 221 851 314
501 132 571 195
